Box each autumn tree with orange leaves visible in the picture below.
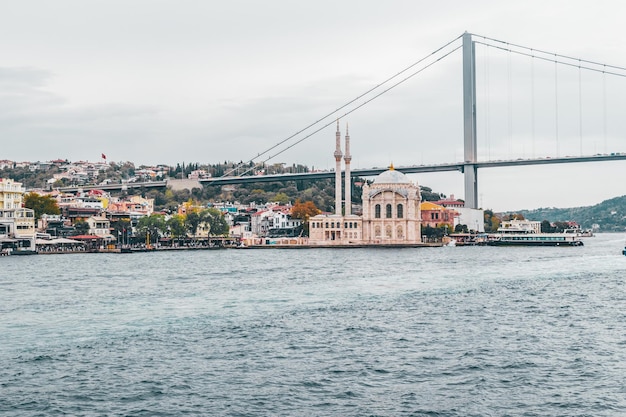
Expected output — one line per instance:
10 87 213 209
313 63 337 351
290 199 321 236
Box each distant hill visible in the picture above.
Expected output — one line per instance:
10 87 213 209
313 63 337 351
513 195 626 232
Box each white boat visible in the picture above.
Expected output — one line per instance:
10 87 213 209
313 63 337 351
488 232 584 247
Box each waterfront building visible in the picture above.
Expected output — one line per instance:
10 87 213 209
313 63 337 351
0 178 36 251
250 210 273 237
431 194 465 209
420 201 457 230
87 216 114 239
454 207 485 233
0 178 24 210
308 125 422 245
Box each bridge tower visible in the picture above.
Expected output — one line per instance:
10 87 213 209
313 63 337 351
462 32 478 209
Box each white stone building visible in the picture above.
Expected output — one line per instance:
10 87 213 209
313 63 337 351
360 168 421 244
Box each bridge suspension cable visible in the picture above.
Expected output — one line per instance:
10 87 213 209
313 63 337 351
222 34 464 178
472 32 626 159
234 44 463 177
472 39 626 77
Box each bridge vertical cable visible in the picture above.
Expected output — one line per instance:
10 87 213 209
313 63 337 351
554 56 559 157
603 67 607 154
530 49 535 158
579 60 583 156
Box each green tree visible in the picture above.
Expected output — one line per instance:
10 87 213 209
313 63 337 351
273 192 290 205
137 214 166 244
185 211 202 238
23 192 60 220
110 218 131 243
205 208 229 236
73 219 90 235
541 220 553 233
167 214 187 241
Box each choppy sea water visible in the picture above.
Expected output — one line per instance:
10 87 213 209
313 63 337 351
1 234 626 416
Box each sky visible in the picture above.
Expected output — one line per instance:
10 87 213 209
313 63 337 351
1 0 626 212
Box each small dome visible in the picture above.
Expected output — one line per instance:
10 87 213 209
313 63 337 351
374 169 411 184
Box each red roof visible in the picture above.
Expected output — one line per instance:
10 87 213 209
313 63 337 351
72 234 101 240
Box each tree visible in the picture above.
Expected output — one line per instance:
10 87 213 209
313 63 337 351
167 214 187 241
291 199 321 236
185 211 202 238
273 192 290 205
110 218 131 243
205 208 229 236
541 220 553 233
137 214 166 244
484 209 501 232
421 225 448 240
23 192 60 220
73 219 90 235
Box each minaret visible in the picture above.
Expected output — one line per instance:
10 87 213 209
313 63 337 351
334 120 343 215
344 124 352 216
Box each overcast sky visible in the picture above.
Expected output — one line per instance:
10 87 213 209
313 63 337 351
2 1 626 211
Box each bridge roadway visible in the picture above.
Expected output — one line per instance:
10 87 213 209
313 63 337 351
58 153 626 193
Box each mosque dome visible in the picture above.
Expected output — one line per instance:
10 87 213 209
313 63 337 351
373 167 411 184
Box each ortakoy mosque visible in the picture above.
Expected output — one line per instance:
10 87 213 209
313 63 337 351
308 123 423 245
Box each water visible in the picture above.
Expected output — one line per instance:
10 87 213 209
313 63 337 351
1 234 626 416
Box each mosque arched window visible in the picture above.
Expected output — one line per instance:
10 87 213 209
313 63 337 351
375 204 381 218
386 204 392 218
397 225 404 239
397 204 404 219
385 225 393 238
375 225 381 237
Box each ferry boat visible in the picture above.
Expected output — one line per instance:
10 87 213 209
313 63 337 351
488 219 584 247
488 232 584 247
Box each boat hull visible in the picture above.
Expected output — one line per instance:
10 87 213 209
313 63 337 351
488 240 583 247
487 233 584 247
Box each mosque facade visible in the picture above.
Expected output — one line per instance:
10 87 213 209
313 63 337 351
308 123 422 245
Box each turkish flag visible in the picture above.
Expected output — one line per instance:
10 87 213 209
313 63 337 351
101 153 107 159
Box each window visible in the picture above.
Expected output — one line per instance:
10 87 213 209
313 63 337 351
397 204 404 219
375 204 381 218
386 204 392 218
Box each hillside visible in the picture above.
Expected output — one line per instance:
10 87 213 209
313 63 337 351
515 195 626 232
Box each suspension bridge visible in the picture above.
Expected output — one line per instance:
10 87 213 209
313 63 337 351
63 32 626 207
